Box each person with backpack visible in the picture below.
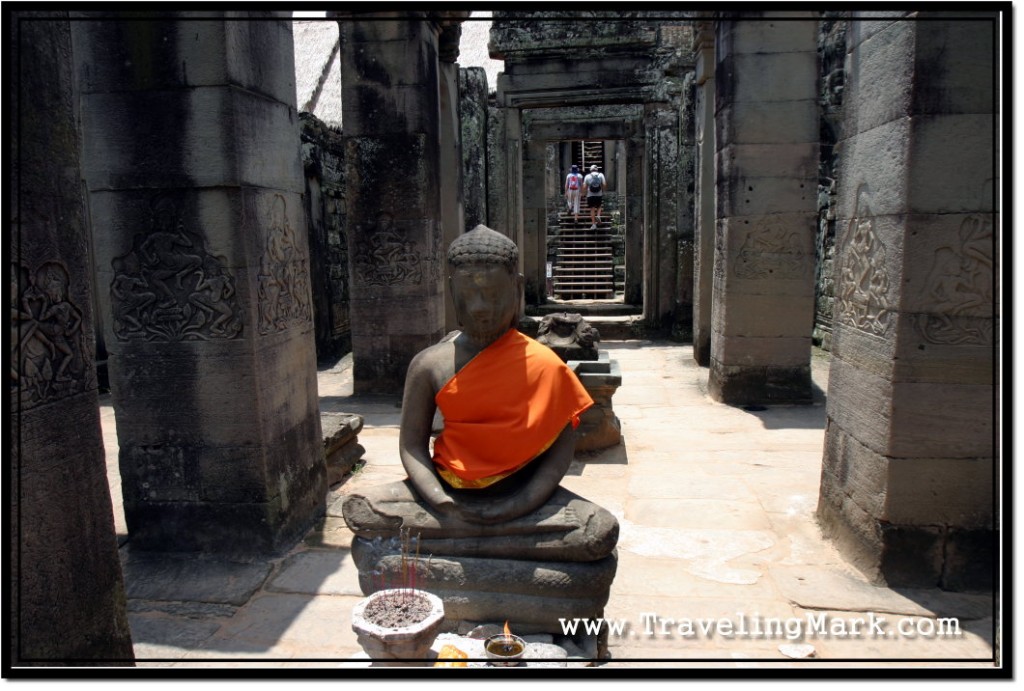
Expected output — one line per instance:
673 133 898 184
583 164 606 230
564 164 583 223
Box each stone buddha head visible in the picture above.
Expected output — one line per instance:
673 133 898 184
447 225 523 346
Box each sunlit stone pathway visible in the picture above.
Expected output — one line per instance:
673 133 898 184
104 339 995 669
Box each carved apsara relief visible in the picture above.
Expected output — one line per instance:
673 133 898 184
835 213 892 337
734 221 807 280
914 214 995 345
258 194 312 334
353 213 423 287
12 260 88 406
110 197 243 341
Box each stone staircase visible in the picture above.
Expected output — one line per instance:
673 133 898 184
577 140 604 172
550 212 619 300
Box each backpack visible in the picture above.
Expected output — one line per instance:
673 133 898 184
588 174 602 193
568 174 579 190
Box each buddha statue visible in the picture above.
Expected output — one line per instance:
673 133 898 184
342 225 619 633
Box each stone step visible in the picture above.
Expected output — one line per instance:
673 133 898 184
554 281 615 287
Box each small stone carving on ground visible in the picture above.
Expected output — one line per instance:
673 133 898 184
536 311 600 361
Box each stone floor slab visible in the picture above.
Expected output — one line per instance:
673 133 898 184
770 565 995 619
120 550 273 606
266 548 363 597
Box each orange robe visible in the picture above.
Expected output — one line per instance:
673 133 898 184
433 328 593 489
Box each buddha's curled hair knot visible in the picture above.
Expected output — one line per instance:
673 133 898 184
447 225 518 272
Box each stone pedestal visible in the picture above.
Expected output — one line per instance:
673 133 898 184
12 14 134 664
73 15 326 555
343 483 619 635
321 412 365 486
569 353 623 452
817 15 996 591
709 18 819 404
352 541 618 635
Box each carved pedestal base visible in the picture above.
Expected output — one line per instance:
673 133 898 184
352 539 618 635
569 351 622 452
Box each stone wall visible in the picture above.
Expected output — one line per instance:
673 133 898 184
813 15 849 351
301 113 351 363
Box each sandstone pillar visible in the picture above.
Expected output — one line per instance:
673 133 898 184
692 21 716 365
817 15 996 590
439 23 466 332
74 14 326 554
485 104 508 233
643 105 681 330
12 13 134 663
709 18 819 404
459 67 489 232
522 136 548 304
624 135 645 306
337 15 447 392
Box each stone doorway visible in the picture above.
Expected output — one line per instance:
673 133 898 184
545 139 632 311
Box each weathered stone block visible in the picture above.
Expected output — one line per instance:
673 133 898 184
712 292 815 339
888 381 993 458
886 457 994 527
322 412 366 485
125 456 325 555
912 20 996 116
890 316 995 386
840 21 915 136
819 424 889 519
900 212 996 316
713 335 812 368
942 529 996 592
847 15 909 48
908 115 994 213
828 317 898 380
224 19 299 103
716 102 818 147
726 52 818 103
718 180 817 219
878 525 944 588
707 359 811 405
835 119 912 219
716 142 818 178
728 19 819 54
715 215 817 289
824 355 893 456
80 88 303 193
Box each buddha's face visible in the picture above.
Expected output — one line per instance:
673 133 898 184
450 262 521 345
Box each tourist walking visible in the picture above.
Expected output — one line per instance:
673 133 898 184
583 164 606 230
564 164 583 223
